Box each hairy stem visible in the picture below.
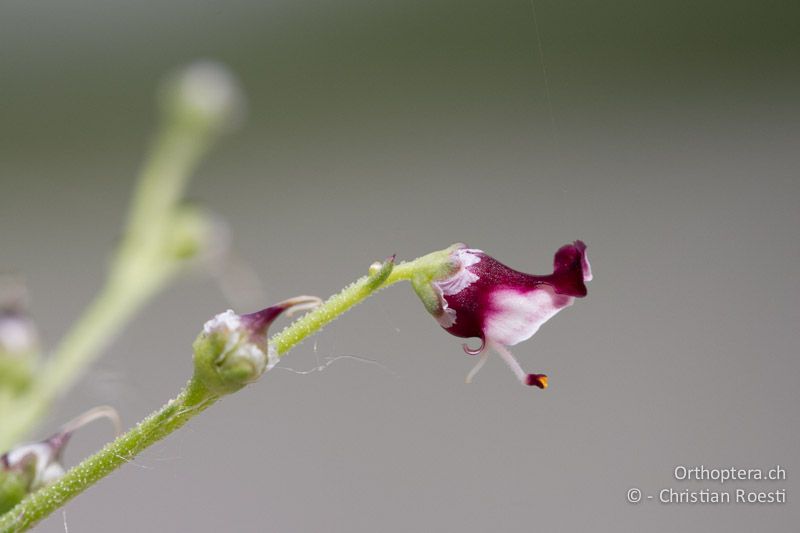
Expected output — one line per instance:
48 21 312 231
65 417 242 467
0 246 455 531
0 380 216 533
269 248 452 356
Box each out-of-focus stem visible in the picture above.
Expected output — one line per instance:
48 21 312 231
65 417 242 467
0 62 243 450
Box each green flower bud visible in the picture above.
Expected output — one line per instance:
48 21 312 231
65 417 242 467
0 464 31 515
193 296 322 396
0 278 39 394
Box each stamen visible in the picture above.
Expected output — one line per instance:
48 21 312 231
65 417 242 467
491 343 547 389
525 374 548 389
464 352 489 384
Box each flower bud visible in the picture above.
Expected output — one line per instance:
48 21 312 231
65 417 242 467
0 407 120 514
412 241 592 388
193 296 322 395
0 278 39 394
159 60 246 135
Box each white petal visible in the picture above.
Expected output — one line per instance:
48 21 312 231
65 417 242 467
5 442 55 487
485 286 574 346
265 344 280 372
436 304 457 328
0 317 37 353
202 309 241 334
436 249 482 296
39 463 66 487
582 252 593 282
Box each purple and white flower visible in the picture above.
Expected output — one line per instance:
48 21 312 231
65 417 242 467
414 241 592 388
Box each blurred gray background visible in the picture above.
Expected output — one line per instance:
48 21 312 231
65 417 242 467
1 0 799 531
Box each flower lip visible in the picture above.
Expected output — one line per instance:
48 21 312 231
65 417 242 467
550 240 591 296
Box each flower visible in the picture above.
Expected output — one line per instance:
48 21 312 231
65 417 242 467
0 308 38 357
0 407 120 513
412 241 591 388
0 278 39 394
193 295 322 395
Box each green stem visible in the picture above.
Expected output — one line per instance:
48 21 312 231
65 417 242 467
0 380 217 533
269 247 452 356
0 246 456 532
0 282 157 452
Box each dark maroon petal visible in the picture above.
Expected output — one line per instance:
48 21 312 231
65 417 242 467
548 240 590 297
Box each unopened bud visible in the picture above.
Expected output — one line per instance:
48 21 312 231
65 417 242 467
367 255 395 288
0 277 39 394
160 60 246 135
0 406 120 513
193 296 322 395
0 312 37 357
